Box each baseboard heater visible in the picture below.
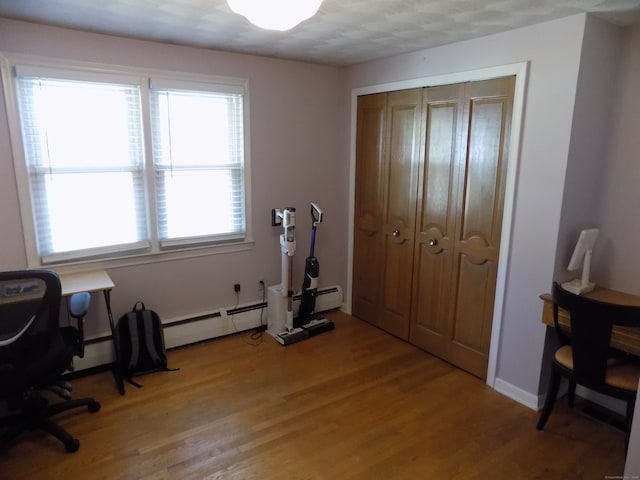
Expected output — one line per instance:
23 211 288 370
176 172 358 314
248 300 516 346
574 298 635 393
73 285 343 372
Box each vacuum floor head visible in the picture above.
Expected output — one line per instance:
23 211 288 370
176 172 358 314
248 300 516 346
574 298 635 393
301 317 335 336
272 318 335 346
274 327 310 345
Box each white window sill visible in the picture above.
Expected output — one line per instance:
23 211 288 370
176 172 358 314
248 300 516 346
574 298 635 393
39 239 255 275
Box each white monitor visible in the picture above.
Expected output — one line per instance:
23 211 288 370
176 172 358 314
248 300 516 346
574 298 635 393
561 228 599 295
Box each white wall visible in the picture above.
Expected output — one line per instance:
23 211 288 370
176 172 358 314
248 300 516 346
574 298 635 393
0 18 350 339
554 16 623 282
593 23 640 294
586 23 640 461
346 14 588 400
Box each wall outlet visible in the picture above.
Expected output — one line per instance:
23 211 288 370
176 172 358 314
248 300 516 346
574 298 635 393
272 208 283 226
234 283 241 293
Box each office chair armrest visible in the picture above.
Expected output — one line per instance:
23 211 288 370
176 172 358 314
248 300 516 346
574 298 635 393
68 292 90 355
69 292 90 319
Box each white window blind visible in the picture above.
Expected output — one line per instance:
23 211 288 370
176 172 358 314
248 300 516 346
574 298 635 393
16 75 149 263
149 84 245 247
9 62 249 266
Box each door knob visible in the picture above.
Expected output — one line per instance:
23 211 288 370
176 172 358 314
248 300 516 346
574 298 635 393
392 229 400 237
428 238 437 246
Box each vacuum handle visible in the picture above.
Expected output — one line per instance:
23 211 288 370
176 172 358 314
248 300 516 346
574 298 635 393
310 202 323 227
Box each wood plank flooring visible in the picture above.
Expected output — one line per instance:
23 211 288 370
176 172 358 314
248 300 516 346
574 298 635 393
0 311 627 479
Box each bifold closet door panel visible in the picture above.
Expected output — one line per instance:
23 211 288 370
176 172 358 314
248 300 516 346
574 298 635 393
447 76 515 378
378 88 422 340
409 84 466 359
353 88 422 339
353 92 387 326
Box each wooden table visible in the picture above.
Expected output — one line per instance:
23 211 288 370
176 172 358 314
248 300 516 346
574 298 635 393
540 286 640 356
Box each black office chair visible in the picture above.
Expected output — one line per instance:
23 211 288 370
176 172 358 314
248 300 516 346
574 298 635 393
537 281 640 450
0 270 100 453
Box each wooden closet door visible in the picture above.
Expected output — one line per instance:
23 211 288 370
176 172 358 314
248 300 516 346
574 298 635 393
353 93 386 325
410 77 514 379
447 77 514 378
378 88 422 339
409 84 466 359
353 89 422 339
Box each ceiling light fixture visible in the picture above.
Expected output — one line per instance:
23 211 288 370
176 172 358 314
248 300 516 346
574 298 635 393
227 0 323 31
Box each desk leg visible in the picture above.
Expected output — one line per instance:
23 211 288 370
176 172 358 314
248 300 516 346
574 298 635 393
103 289 124 395
103 289 115 332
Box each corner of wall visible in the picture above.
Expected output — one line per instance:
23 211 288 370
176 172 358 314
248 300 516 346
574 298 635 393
553 15 624 282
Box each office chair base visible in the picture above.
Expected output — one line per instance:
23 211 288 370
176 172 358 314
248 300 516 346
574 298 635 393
0 391 100 453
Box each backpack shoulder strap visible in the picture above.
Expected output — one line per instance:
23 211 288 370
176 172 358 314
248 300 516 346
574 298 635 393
126 377 144 388
141 309 163 366
127 312 141 371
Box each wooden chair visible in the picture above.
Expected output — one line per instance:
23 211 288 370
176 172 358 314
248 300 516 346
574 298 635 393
536 282 640 450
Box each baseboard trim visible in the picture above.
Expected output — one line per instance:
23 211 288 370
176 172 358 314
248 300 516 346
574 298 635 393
73 285 343 372
493 378 541 411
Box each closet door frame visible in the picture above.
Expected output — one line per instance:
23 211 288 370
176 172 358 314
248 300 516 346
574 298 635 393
346 61 529 388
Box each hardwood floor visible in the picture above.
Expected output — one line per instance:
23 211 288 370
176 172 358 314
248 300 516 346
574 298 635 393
0 311 626 479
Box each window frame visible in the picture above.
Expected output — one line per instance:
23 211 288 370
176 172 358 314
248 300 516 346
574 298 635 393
1 53 253 270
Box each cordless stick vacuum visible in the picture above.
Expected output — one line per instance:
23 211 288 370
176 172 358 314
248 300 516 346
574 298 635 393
267 207 310 345
296 203 334 336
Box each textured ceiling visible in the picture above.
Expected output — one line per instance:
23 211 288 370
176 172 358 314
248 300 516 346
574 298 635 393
0 0 639 66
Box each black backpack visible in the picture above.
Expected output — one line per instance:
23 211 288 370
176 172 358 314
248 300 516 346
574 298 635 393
113 301 177 393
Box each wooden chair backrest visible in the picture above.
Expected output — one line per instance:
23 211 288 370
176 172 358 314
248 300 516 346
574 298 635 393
552 281 640 386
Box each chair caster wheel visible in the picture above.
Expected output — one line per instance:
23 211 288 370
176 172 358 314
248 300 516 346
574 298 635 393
88 400 101 413
65 438 80 453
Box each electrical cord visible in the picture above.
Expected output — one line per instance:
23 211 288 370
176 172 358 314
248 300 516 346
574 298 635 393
230 281 266 346
229 291 240 333
249 281 267 342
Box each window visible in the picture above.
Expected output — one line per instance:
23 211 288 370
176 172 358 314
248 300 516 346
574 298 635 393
149 80 245 247
4 60 249 266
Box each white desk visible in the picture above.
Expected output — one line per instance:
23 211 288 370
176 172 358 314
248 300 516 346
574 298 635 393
57 270 116 331
59 270 114 296
57 270 124 392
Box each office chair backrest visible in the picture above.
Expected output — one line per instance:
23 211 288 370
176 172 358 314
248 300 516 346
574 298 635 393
552 281 640 388
0 270 62 390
